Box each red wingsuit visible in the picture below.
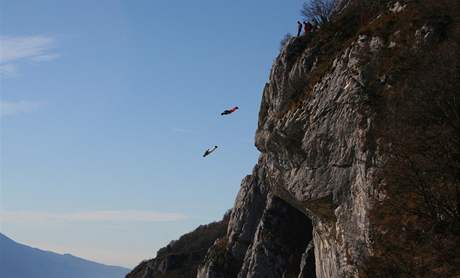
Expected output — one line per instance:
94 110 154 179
303 21 312 35
221 106 239 116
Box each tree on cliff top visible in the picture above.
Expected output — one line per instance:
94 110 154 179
301 0 337 25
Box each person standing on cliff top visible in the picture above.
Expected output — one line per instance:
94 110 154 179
203 146 218 157
303 21 312 36
221 106 239 116
297 21 303 37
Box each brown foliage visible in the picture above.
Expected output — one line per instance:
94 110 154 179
363 0 460 276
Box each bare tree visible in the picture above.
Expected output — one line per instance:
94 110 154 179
301 0 337 25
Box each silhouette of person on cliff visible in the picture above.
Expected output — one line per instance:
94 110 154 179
221 106 239 116
303 21 313 36
297 21 303 37
203 146 218 157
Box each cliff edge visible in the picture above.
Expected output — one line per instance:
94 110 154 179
128 0 459 277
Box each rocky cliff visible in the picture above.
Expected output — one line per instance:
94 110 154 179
128 0 459 277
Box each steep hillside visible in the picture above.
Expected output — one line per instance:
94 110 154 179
130 0 460 277
0 233 129 278
127 212 230 278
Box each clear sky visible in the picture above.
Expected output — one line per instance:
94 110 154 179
1 0 304 268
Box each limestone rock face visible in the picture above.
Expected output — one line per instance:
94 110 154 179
226 171 269 264
257 33 384 278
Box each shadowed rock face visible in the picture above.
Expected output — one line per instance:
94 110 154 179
237 195 313 278
197 165 314 278
129 0 460 277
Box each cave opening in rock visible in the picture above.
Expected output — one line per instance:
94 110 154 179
267 196 316 278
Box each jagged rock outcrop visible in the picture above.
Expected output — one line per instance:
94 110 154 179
129 0 459 277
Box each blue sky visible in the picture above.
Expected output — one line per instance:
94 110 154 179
1 0 304 268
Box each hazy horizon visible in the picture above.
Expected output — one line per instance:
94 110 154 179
1 0 304 268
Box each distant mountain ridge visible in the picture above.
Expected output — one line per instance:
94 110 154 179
0 233 130 278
